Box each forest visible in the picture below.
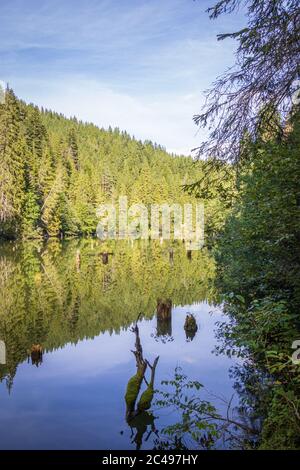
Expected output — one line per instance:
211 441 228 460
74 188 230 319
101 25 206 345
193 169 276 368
0 88 230 241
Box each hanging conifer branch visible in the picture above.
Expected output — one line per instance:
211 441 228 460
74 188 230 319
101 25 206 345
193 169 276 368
193 0 300 162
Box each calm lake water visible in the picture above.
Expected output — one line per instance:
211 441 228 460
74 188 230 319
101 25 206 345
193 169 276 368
0 239 240 449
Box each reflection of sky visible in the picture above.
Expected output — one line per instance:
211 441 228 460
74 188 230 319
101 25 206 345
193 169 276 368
0 303 239 449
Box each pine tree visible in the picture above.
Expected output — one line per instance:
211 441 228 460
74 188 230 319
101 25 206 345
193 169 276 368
21 191 41 238
67 128 79 170
0 88 26 237
41 166 65 237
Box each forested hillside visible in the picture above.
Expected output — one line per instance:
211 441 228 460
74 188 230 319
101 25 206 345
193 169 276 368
0 88 229 241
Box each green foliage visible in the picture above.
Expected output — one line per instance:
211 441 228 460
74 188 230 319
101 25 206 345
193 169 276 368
21 191 41 238
195 0 299 162
1 88 225 241
259 389 300 450
155 367 220 449
0 89 26 237
217 112 300 305
215 112 300 449
184 158 235 243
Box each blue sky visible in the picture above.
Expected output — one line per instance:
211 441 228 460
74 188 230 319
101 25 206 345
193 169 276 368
0 0 245 154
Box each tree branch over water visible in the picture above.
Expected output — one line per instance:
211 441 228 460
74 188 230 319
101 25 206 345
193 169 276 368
194 0 300 162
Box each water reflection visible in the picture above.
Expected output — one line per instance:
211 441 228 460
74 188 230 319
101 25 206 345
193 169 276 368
28 345 44 367
0 239 243 450
156 300 172 338
0 340 5 364
0 239 216 391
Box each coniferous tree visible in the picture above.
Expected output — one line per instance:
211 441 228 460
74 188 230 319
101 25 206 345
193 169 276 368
67 128 79 170
0 88 26 237
0 87 224 240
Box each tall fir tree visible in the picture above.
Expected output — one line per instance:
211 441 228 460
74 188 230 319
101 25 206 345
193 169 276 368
0 88 26 237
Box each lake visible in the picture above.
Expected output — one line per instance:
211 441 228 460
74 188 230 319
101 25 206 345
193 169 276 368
0 239 241 449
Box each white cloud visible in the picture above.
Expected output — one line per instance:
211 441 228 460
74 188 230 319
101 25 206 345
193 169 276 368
2 0 240 155
14 77 207 155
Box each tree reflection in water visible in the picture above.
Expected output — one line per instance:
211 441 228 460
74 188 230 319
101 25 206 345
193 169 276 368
152 299 174 344
0 238 262 449
0 238 215 391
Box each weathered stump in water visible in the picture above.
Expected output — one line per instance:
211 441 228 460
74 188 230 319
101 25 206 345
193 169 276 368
184 313 197 332
125 324 147 420
157 299 172 320
127 411 157 451
125 322 159 422
184 314 198 341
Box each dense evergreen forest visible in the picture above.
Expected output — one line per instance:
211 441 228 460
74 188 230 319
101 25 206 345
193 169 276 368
0 87 230 241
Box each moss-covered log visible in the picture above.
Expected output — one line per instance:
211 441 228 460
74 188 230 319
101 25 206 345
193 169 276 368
125 368 146 418
125 322 147 420
137 356 159 412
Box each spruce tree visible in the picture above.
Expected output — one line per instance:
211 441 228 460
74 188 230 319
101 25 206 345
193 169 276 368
0 88 26 237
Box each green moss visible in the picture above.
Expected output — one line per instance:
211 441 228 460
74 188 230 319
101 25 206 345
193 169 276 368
125 372 143 408
137 386 154 412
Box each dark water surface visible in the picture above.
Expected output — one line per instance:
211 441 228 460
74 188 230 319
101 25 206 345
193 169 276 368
0 239 239 449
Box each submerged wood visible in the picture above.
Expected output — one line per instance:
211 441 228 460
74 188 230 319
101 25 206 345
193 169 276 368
184 313 198 332
125 320 159 421
125 323 147 420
